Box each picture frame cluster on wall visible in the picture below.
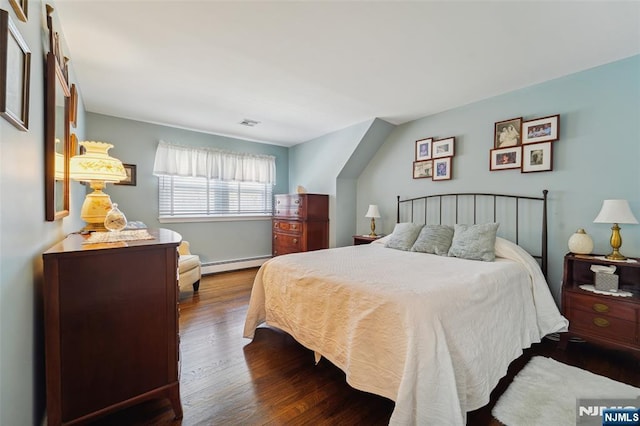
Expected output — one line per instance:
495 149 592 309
490 114 559 173
413 136 455 181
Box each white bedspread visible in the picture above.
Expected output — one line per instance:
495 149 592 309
243 238 568 425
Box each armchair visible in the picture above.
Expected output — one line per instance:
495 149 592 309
178 241 202 292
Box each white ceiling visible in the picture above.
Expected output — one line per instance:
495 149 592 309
54 1 640 147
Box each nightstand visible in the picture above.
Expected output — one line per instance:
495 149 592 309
353 235 384 245
560 253 640 357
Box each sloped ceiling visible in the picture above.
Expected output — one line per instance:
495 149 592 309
54 1 640 146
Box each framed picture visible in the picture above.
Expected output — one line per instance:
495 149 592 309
522 142 553 173
433 157 452 181
9 0 27 22
69 83 78 128
415 137 432 160
432 137 455 158
490 146 522 171
413 160 433 179
494 117 522 148
522 114 559 144
0 10 31 131
116 163 137 186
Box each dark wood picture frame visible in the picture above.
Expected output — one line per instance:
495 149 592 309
415 137 432 160
494 117 522 148
44 51 70 221
432 137 455 158
69 83 77 127
433 157 452 181
521 142 553 173
0 9 31 131
9 0 27 22
490 146 522 171
522 114 560 144
413 160 433 179
116 164 137 186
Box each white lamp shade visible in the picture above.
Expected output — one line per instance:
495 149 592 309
593 199 638 224
365 204 380 218
69 141 127 183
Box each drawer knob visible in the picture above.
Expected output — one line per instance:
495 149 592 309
294 199 300 204
293 238 298 244
592 303 609 313
292 224 297 229
593 317 610 327
273 235 277 240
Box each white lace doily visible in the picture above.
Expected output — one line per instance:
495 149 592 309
83 230 154 244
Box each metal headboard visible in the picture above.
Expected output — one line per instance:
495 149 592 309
396 190 548 277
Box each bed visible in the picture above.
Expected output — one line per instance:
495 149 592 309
243 191 568 425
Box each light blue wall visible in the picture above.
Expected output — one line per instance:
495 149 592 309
289 118 395 246
85 113 289 264
357 55 640 302
0 1 86 424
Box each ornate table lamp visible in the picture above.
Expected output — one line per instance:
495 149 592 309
69 141 127 231
593 199 638 260
365 204 381 237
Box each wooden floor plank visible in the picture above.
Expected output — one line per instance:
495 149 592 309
87 268 639 425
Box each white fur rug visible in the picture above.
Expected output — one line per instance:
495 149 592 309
492 356 639 426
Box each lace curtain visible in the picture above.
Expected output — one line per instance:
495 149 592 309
152 140 276 185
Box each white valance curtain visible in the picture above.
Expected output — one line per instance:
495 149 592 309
152 140 276 185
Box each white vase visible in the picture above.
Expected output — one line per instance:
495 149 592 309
568 228 593 254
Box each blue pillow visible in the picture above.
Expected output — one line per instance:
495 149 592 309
447 223 499 261
385 223 423 251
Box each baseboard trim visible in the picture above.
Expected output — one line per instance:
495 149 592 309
202 256 270 274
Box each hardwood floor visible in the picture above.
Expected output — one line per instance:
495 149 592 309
89 268 639 426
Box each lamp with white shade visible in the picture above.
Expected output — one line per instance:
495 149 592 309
593 199 638 260
69 141 127 232
365 204 381 237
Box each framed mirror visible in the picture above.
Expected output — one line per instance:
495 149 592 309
45 51 70 221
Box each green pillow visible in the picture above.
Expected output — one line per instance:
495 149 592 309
447 223 499 261
410 225 454 255
385 223 423 251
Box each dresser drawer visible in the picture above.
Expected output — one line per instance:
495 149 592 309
567 308 637 344
564 291 636 321
274 207 303 218
273 220 302 234
273 233 301 250
273 235 302 256
275 194 304 208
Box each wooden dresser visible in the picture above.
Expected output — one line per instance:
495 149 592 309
272 193 329 256
42 228 183 425
561 253 640 356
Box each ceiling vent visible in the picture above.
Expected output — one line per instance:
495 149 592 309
239 119 260 127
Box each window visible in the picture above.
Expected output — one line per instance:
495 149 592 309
158 175 273 219
153 140 276 221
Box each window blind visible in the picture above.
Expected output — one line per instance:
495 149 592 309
158 176 273 218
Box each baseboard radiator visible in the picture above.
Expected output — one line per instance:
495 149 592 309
201 255 271 274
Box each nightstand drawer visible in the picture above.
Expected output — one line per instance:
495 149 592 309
565 291 636 321
567 309 637 344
